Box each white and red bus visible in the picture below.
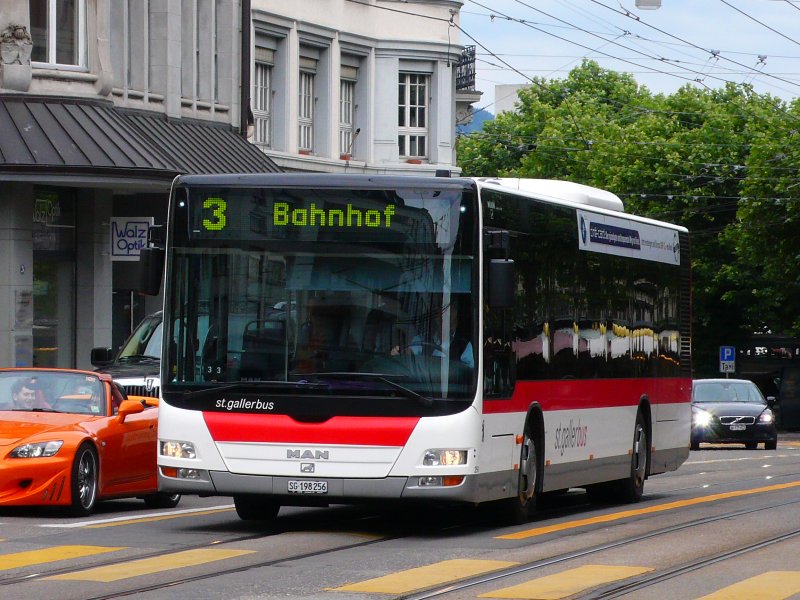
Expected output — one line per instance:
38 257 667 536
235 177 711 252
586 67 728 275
144 174 691 522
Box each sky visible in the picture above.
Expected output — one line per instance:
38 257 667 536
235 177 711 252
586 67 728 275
458 0 800 115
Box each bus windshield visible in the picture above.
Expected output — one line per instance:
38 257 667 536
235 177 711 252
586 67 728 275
164 183 477 402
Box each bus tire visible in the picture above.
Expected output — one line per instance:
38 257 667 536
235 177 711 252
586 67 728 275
493 424 540 524
233 494 280 521
143 492 181 509
587 410 648 504
622 410 648 502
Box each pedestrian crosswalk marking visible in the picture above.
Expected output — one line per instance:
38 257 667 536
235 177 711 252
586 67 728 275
695 571 800 600
46 548 255 582
0 545 124 570
478 564 653 599
332 559 518 594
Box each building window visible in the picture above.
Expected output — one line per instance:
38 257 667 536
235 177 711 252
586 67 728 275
181 0 217 102
29 0 86 67
398 73 428 159
299 70 315 153
253 62 272 147
339 79 356 157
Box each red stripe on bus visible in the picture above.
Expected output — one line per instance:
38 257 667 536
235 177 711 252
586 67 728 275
203 413 419 445
483 378 691 414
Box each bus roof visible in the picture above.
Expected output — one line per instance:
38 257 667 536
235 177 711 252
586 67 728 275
171 173 686 234
475 177 688 233
478 178 624 212
173 173 475 191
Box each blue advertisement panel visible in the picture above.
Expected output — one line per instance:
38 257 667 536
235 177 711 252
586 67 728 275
577 210 681 265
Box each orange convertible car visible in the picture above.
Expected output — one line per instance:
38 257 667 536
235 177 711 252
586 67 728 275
0 368 179 516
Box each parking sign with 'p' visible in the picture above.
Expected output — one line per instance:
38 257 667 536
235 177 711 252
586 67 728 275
719 346 735 373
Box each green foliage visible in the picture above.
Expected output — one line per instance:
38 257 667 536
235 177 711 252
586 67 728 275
457 61 800 374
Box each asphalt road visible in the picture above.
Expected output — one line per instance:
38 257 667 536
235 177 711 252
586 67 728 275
2 435 800 600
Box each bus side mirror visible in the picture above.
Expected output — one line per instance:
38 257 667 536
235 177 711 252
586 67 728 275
488 259 515 309
138 246 165 296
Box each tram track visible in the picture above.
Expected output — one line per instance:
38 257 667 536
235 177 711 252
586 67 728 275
398 496 800 600
582 528 800 599
6 488 800 598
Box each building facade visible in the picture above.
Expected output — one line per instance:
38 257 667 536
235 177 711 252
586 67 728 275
247 0 480 174
0 0 280 369
0 0 479 369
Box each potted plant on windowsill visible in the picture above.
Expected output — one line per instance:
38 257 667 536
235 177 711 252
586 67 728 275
298 149 312 156
340 153 351 160
405 158 422 164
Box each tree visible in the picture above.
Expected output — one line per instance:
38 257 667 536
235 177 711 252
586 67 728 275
457 61 794 374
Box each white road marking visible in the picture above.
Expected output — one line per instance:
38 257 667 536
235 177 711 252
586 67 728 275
38 504 235 528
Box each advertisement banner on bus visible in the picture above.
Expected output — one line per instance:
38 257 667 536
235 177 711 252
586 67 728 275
577 210 680 265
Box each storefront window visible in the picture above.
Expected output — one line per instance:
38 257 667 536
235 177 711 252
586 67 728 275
32 189 76 368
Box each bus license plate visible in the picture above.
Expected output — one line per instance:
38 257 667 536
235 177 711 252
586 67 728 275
288 480 327 494
730 424 746 431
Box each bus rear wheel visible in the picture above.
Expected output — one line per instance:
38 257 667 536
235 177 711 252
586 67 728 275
588 410 648 504
233 495 280 521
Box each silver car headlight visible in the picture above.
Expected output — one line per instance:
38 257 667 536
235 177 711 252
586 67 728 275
759 410 774 424
9 440 64 458
693 409 712 427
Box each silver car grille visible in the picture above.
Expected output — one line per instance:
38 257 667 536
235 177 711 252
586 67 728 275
719 415 755 425
122 384 160 398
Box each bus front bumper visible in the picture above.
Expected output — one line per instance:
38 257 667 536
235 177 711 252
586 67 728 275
158 468 496 504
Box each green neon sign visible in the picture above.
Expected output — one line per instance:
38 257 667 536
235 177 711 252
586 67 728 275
273 202 395 228
202 197 227 231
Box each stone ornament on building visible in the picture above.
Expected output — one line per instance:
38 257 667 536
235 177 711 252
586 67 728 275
1 24 33 66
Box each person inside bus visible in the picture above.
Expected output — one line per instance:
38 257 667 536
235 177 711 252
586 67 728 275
408 301 474 368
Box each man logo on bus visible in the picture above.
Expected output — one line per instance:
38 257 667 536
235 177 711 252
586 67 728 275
287 449 330 460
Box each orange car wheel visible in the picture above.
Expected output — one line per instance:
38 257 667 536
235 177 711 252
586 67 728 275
69 443 99 517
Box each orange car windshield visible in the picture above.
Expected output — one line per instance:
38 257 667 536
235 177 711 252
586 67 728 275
0 371 106 416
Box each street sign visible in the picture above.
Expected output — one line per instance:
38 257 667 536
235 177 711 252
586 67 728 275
720 346 736 373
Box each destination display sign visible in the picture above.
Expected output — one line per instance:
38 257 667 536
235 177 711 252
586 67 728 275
183 188 449 245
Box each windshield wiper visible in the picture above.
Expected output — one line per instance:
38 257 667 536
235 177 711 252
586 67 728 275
12 408 62 413
118 354 160 362
306 372 434 407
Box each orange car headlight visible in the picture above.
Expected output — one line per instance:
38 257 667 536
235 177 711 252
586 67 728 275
9 441 64 458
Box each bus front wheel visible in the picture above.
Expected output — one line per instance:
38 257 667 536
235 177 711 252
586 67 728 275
492 426 539 524
233 495 280 521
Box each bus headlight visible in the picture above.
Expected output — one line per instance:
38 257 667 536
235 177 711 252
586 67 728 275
160 440 196 459
423 449 467 466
